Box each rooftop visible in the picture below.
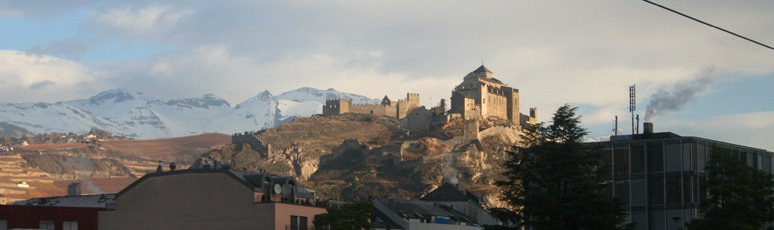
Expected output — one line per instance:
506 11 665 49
376 198 478 224
15 194 115 208
420 183 479 203
116 168 317 200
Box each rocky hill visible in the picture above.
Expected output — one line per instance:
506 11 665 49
196 114 521 208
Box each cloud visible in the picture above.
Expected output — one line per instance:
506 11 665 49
0 50 101 102
28 80 56 90
657 112 774 151
53 1 763 117
0 0 94 18
91 4 192 38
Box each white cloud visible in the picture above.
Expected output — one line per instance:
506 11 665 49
0 50 101 102
92 4 191 37
657 112 774 151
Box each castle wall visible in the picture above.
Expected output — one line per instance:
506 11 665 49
396 93 420 119
322 99 352 115
232 132 271 158
506 88 520 126
400 107 433 135
348 104 391 117
482 91 508 121
322 93 419 119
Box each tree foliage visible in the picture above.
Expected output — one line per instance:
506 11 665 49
688 147 774 230
314 201 373 230
498 104 627 230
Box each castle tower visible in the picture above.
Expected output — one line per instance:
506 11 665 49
322 98 352 116
449 65 528 126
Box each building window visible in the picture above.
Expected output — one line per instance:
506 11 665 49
613 148 629 180
0 219 7 230
291 215 298 230
300 216 308 230
39 220 55 230
649 175 664 206
665 176 682 205
648 142 664 173
631 143 645 174
290 215 307 230
63 221 78 230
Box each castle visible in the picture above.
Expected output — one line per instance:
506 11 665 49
448 65 536 127
321 65 537 131
323 93 421 119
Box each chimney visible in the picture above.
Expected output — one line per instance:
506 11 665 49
644 122 654 135
68 182 81 196
156 161 163 173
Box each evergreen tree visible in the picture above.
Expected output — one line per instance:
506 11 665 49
314 201 372 230
688 147 774 230
498 104 627 230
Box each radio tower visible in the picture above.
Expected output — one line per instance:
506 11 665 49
629 85 636 135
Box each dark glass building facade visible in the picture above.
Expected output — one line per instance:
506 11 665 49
595 126 773 230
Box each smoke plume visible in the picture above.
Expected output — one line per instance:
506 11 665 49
644 67 714 121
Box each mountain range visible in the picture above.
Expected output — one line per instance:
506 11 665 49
0 87 379 139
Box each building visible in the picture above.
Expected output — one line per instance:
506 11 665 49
372 198 482 230
399 101 448 136
372 182 511 230
323 93 421 119
1 193 115 230
448 65 536 127
98 168 325 230
594 122 773 230
419 183 500 227
0 205 102 230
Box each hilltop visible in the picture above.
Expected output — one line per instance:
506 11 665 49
196 113 522 208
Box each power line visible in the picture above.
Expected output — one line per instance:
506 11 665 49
641 0 774 51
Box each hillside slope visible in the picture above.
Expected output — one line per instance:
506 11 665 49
196 114 521 208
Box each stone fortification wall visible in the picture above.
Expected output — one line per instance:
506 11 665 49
322 93 420 119
395 93 420 119
231 132 271 158
347 103 391 117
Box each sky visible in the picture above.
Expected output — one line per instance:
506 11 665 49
1 0 773 150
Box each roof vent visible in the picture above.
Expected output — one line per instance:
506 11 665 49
156 161 163 173
68 182 81 196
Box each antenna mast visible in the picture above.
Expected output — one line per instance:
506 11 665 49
629 85 636 135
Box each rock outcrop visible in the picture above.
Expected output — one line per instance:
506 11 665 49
196 113 522 208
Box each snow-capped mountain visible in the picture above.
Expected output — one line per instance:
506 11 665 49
275 87 380 120
0 87 378 139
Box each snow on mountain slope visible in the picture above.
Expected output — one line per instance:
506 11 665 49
276 87 381 120
276 87 380 104
149 94 232 137
0 102 114 134
1 87 375 139
207 91 278 132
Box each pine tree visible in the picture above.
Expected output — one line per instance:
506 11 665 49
688 147 774 230
498 104 627 230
